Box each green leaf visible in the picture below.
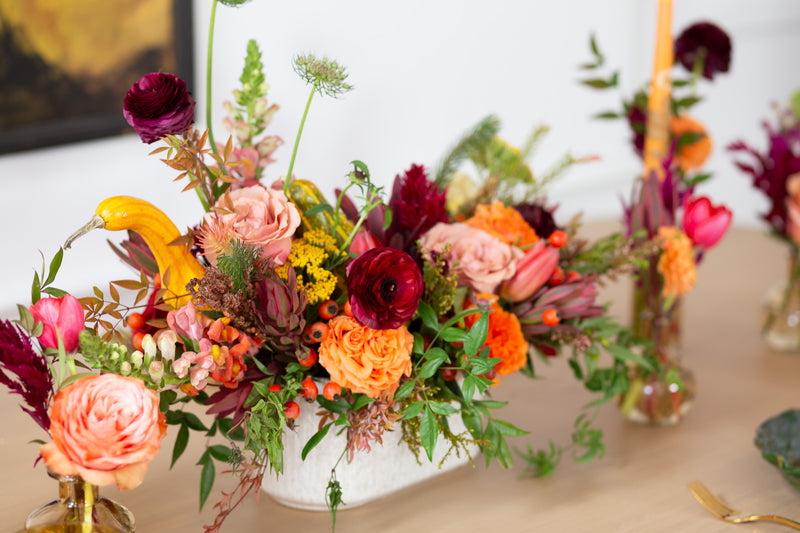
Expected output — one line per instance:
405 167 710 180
418 348 449 379
792 89 800 119
42 287 68 298
461 408 483 440
472 399 508 410
488 418 529 437
31 271 41 304
419 405 438 462
463 312 489 357
401 401 425 419
416 300 439 332
199 457 215 510
580 74 618 89
428 401 459 416
44 248 64 287
351 394 375 411
183 412 208 432
304 203 333 217
349 159 371 179
593 111 620 120
604 343 653 370
302 423 332 460
462 374 478 404
441 327 469 343
207 445 231 463
394 379 416 400
171 423 189 468
469 355 500 376
316 396 351 414
159 390 178 412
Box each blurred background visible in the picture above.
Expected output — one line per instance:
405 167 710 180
1 0 798 316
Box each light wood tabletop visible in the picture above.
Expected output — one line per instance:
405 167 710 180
2 224 799 532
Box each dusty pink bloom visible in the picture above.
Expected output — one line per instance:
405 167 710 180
203 185 301 266
418 222 523 294
502 240 560 302
167 301 204 341
29 295 85 353
171 338 214 379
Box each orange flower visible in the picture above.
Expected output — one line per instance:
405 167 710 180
657 226 697 297
466 300 529 377
40 374 167 490
318 315 413 399
466 201 539 248
671 115 712 172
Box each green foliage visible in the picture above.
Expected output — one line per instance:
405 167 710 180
434 114 501 185
30 248 66 304
215 239 263 292
421 245 458 316
245 396 288 474
236 40 267 108
519 411 605 477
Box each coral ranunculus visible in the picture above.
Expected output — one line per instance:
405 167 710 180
346 247 423 330
682 196 732 249
29 295 85 353
671 115 712 172
123 72 195 143
40 374 167 490
318 315 413 398
657 226 697 298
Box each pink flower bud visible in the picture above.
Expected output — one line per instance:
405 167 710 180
29 295 85 352
682 196 732 249
501 241 560 302
167 301 204 341
349 230 381 256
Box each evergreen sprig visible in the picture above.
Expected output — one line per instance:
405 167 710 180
215 239 263 293
434 114 501 185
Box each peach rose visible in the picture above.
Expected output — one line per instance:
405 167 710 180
418 222 523 294
40 374 167 490
318 315 413 399
203 185 300 266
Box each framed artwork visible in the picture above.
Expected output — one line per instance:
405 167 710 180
0 0 194 155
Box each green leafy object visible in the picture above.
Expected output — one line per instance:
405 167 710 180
208 445 232 463
604 342 653 370
401 401 425 419
305 203 334 217
593 111 620 120
394 379 416 400
218 417 246 441
316 396 351 414
351 394 375 411
44 248 64 287
159 390 178 412
419 405 438 462
568 358 584 380
469 354 500 376
428 401 459 416
472 399 507 410
672 95 703 111
349 159 371 179
334 414 350 427
461 408 483 440
755 409 800 489
434 114 501 185
580 74 618 89
302 423 332 460
791 90 800 119
412 333 425 355
199 457 215 510
418 350 448 379
441 327 469 343
464 312 489 357
183 412 209 432
165 410 184 425
31 271 41 304
461 374 478 404
416 301 439 332
685 172 712 188
42 287 68 298
488 418 529 437
171 423 189 468
326 476 344 531
589 33 603 63
675 131 706 150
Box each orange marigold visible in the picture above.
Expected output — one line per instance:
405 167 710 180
657 226 697 297
466 300 529 377
466 201 539 248
318 315 413 399
671 115 712 172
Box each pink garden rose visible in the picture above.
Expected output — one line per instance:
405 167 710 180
203 185 301 266
40 374 167 490
29 294 85 353
418 222 523 294
682 196 732 249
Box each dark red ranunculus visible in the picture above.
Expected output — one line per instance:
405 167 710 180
346 247 423 330
384 164 449 252
123 72 195 143
514 202 560 239
674 22 732 81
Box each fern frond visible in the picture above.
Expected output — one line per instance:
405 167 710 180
434 115 501 186
216 239 262 293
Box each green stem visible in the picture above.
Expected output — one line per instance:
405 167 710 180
206 0 220 157
284 83 318 193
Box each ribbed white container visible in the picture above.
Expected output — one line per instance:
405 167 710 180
261 400 478 510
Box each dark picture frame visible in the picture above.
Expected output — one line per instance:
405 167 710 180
0 0 194 155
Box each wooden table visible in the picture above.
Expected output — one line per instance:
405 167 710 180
2 225 799 532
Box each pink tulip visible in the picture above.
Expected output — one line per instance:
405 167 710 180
682 196 732 249
501 241 560 302
348 230 381 256
29 295 85 352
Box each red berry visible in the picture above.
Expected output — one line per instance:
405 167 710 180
127 312 146 331
153 273 162 289
268 384 283 393
548 230 568 248
323 382 342 401
548 267 565 286
441 367 458 381
300 377 318 401
132 331 146 351
566 270 582 282
303 322 329 344
298 348 318 368
542 309 560 326
284 401 300 420
318 300 339 320
343 300 353 317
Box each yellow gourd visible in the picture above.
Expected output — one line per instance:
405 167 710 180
287 179 354 248
65 195 205 308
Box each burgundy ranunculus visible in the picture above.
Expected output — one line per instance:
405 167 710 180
346 247 423 330
514 202 560 239
123 72 195 143
674 22 732 81
384 164 449 252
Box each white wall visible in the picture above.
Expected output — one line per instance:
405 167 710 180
1 0 799 317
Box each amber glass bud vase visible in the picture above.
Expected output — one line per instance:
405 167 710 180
762 246 800 353
24 470 135 533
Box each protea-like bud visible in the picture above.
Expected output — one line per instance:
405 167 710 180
512 277 603 340
252 265 307 354
501 240 559 302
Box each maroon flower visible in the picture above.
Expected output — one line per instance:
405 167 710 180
347 247 423 330
0 319 53 431
674 22 732 81
123 72 195 143
384 164 449 252
514 202 561 239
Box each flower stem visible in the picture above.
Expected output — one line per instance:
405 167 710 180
284 83 318 193
82 480 95 531
206 0 220 157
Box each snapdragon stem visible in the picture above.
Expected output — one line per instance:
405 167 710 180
206 0 219 156
284 82 318 193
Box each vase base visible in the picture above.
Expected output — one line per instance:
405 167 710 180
619 366 696 426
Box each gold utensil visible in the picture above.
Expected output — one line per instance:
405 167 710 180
688 480 800 530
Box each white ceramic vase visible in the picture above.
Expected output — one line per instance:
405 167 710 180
261 399 478 510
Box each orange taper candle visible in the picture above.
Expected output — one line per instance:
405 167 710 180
642 0 673 181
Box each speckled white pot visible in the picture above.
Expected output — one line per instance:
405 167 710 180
260 399 477 511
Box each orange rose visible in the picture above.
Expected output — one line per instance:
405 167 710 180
671 115 712 172
466 301 529 377
40 374 167 490
466 201 539 248
318 315 413 398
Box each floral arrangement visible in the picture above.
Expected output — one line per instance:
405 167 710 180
579 21 733 421
1 2 655 531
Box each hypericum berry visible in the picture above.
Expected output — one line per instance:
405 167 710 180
548 230 568 248
323 382 342 401
153 272 162 288
566 270 582 282
284 401 300 420
300 377 318 401
441 367 458 381
132 331 146 351
542 309 560 326
343 300 353 317
268 384 283 393
126 312 146 331
303 322 329 344
298 348 318 368
318 299 339 320
548 267 565 286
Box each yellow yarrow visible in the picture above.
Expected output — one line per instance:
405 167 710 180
284 234 337 304
657 226 697 298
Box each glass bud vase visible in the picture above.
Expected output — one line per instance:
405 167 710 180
761 247 800 353
618 275 697 426
24 470 135 533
